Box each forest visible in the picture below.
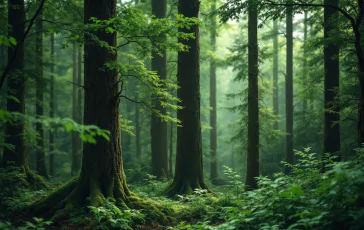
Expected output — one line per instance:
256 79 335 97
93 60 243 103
0 0 364 229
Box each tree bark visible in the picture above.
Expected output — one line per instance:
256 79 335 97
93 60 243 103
49 32 55 177
285 0 294 175
165 0 208 195
169 119 173 177
1 0 27 169
151 0 168 178
209 0 219 184
135 102 141 161
323 0 340 169
246 0 259 189
273 19 279 130
35 4 48 178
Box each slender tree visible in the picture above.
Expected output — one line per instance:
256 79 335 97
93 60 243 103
49 32 55 177
0 0 5 70
285 0 294 174
1 0 27 169
302 11 308 112
246 0 259 189
210 0 219 184
273 19 279 130
71 44 80 176
323 0 340 168
165 0 208 195
151 0 168 178
35 4 48 178
135 102 141 161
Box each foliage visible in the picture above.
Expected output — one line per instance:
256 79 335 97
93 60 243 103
88 200 145 230
0 218 52 230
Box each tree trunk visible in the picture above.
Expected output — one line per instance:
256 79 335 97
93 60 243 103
71 44 80 176
169 119 173 177
49 32 55 177
1 0 27 169
151 0 168 178
303 11 308 111
209 0 219 184
273 19 279 130
246 0 259 190
35 5 48 178
135 102 141 161
285 0 294 174
323 0 340 169
165 0 208 195
77 42 83 160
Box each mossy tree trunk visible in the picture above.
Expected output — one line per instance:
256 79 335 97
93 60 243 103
285 0 294 175
35 5 48 178
2 0 27 169
151 0 168 178
246 0 259 190
323 0 340 169
165 0 208 195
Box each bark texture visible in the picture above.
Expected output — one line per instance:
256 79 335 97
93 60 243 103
165 0 208 195
246 0 259 189
323 0 340 168
285 1 294 174
151 0 168 178
2 0 27 169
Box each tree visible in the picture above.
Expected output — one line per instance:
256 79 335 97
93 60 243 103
32 0 155 217
71 44 80 176
210 0 219 184
2 0 27 169
285 0 294 174
49 31 55 177
151 0 168 178
165 0 208 195
323 0 340 168
35 3 48 178
246 0 259 189
273 19 279 130
302 11 308 112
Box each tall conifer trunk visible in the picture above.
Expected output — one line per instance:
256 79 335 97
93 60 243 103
151 0 168 178
285 0 294 174
303 11 308 111
35 5 48 178
323 0 340 168
2 0 27 169
49 32 55 176
165 0 208 195
246 0 259 189
209 0 219 184
273 20 279 130
71 44 80 176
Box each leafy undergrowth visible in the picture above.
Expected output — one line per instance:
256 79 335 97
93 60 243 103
1 148 364 229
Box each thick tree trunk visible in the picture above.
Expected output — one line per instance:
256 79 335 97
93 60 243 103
209 0 219 184
285 1 294 174
303 11 308 111
1 0 27 169
169 120 173 177
323 0 340 169
71 44 80 176
246 0 259 190
49 32 55 177
35 6 48 178
273 19 279 130
30 1 167 221
165 0 208 195
77 43 83 159
151 0 168 178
